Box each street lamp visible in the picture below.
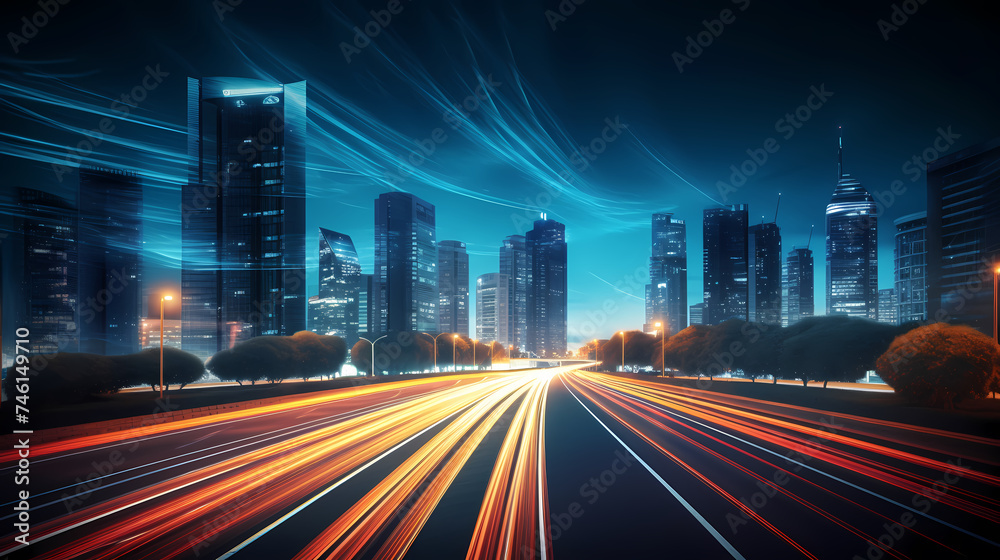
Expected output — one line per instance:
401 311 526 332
159 295 172 399
655 322 665 378
472 338 478 370
358 335 388 376
619 331 626 373
430 333 451 372
453 334 459 371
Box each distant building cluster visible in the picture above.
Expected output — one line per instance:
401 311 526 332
646 134 1000 337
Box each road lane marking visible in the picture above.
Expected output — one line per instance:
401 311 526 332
560 376 747 560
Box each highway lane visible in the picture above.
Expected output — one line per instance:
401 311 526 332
0 366 997 559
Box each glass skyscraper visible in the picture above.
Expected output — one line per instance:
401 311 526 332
10 188 79 355
310 228 360 344
894 212 927 324
476 272 509 344
375 192 438 334
182 77 307 358
703 204 749 325
782 247 814 326
926 137 1000 336
826 136 878 319
438 240 469 335
78 167 142 355
500 235 529 351
526 218 567 357
646 213 687 335
748 221 781 325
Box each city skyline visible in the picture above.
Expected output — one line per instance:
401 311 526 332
2 1 999 348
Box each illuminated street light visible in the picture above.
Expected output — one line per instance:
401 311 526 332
159 295 173 399
994 267 999 345
619 331 626 373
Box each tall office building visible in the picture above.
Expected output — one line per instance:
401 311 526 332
526 217 567 357
78 168 142 355
894 212 927 324
826 134 878 319
375 192 438 334
877 288 899 325
438 240 469 335
358 273 376 337
10 189 79 355
182 77 307 358
748 221 782 325
927 137 1000 336
689 303 706 326
703 204 749 325
476 273 509 344
500 235 529 350
310 228 360 343
646 213 687 335
782 247 814 326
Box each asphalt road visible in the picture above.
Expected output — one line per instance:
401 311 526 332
1 368 997 559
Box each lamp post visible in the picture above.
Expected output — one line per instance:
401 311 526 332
453 334 459 371
509 345 514 369
159 295 172 399
359 335 388 376
619 331 625 373
472 338 478 370
431 332 450 372
655 322 665 378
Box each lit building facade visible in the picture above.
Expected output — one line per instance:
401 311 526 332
646 213 687 335
782 247 814 326
311 228 360 344
894 212 927 324
748 221 781 325
375 192 438 334
438 240 469 335
826 136 878 320
181 77 307 358
703 204 748 324
526 218 567 357
476 273 509 344
500 235 529 350
877 288 899 325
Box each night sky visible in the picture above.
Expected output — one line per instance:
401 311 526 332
2 0 999 346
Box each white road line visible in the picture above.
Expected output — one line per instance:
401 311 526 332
596 382 1000 550
560 376 747 560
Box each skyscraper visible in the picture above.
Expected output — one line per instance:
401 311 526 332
748 221 781 325
703 204 749 325
689 303 705 326
78 168 142 355
826 134 878 320
438 240 469 335
783 247 814 326
926 137 1000 336
646 213 687 335
310 228 360 343
476 273 509 344
500 235 529 351
182 77 307 358
375 192 438 334
894 212 927 324
10 189 79 355
358 273 376 337
878 288 899 325
526 217 567 357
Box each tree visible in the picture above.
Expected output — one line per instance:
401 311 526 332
208 331 347 384
601 331 656 372
119 347 205 390
876 322 1000 408
662 325 712 375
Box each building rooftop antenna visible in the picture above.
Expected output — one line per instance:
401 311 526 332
806 224 814 249
774 192 781 223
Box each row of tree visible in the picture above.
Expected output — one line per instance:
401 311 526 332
3 347 205 405
580 316 1000 408
348 332 519 376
